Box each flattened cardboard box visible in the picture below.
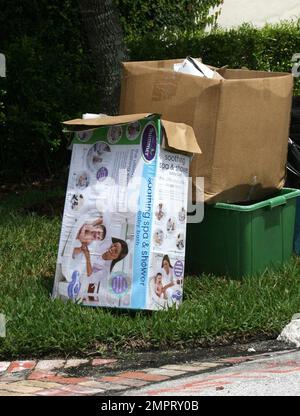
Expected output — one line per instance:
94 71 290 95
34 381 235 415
120 59 293 203
52 114 201 310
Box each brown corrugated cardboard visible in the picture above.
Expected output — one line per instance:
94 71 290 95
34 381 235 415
120 59 293 203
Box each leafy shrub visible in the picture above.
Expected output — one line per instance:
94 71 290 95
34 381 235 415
0 0 299 181
115 0 224 38
0 0 99 180
127 21 300 94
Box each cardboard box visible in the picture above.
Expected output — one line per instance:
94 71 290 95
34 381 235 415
52 113 201 310
120 59 293 203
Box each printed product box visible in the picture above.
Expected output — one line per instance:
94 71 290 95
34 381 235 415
52 113 201 310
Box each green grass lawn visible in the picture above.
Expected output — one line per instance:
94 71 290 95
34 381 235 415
1 187 300 359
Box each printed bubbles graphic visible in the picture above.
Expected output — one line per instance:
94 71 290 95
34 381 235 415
172 290 182 302
109 272 131 297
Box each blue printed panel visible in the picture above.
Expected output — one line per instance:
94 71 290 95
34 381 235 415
131 120 160 309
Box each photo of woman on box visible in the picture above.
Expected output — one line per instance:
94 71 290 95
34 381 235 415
149 254 183 309
82 237 128 279
61 213 128 303
74 221 128 303
161 255 175 296
61 215 109 279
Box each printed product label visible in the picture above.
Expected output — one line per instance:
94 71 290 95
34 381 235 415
52 115 189 310
141 122 157 163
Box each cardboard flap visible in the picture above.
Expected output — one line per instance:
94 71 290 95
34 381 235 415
63 113 201 155
63 113 151 127
162 120 201 154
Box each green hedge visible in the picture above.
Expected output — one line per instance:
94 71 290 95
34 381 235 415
127 21 300 94
1 17 299 180
115 0 223 38
0 0 99 180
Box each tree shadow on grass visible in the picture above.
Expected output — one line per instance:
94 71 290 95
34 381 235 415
20 195 65 219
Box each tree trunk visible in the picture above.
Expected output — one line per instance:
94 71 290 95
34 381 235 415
79 0 127 115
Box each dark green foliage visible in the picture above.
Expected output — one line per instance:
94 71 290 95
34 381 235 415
115 0 224 38
0 0 299 181
127 21 300 95
0 0 99 180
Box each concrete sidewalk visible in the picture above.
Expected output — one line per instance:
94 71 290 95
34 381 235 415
123 350 300 396
0 349 296 396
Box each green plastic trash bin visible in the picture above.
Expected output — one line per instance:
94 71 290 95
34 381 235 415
186 188 300 278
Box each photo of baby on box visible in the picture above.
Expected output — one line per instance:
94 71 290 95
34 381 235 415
52 113 201 310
